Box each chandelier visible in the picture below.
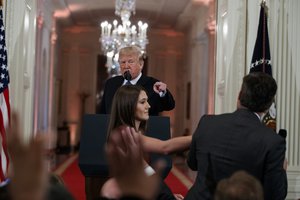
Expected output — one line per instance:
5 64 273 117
100 0 149 75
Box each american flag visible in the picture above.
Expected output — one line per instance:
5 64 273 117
0 7 10 182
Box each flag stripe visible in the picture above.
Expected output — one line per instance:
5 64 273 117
0 108 7 181
1 88 10 174
3 88 10 127
0 6 10 182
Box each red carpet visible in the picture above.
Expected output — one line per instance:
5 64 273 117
61 159 86 200
59 156 189 200
165 171 189 196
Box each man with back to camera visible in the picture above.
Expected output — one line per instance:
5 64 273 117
185 72 287 200
99 45 175 116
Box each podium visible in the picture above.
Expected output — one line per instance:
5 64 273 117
78 114 172 200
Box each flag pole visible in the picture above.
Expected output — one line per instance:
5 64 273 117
261 0 267 9
250 0 275 130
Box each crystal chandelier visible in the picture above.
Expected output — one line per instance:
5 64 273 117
100 0 149 75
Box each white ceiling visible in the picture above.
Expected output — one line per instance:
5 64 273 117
52 0 209 30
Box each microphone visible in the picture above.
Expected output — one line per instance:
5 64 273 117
278 129 287 139
123 70 132 81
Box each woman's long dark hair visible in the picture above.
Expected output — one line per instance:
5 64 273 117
107 85 147 140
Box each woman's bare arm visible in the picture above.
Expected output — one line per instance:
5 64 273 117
141 135 192 155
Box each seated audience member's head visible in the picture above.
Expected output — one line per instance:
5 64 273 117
214 170 263 200
238 72 277 112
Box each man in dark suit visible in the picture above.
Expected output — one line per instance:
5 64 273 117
185 72 287 200
99 45 175 116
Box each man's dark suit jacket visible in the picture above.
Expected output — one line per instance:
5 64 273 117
99 74 175 115
185 109 287 200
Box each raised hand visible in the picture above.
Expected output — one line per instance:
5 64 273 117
106 126 159 199
7 112 48 200
153 81 167 95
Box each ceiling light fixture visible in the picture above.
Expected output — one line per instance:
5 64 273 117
100 0 148 75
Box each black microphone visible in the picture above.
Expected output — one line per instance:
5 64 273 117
123 70 132 81
278 129 287 139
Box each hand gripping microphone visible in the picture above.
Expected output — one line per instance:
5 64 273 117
278 129 287 139
123 70 132 81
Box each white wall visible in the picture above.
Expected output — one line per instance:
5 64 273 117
5 0 37 141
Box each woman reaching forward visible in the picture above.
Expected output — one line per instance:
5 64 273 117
108 85 191 155
101 85 192 200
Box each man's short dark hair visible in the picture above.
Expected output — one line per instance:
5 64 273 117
239 72 277 112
